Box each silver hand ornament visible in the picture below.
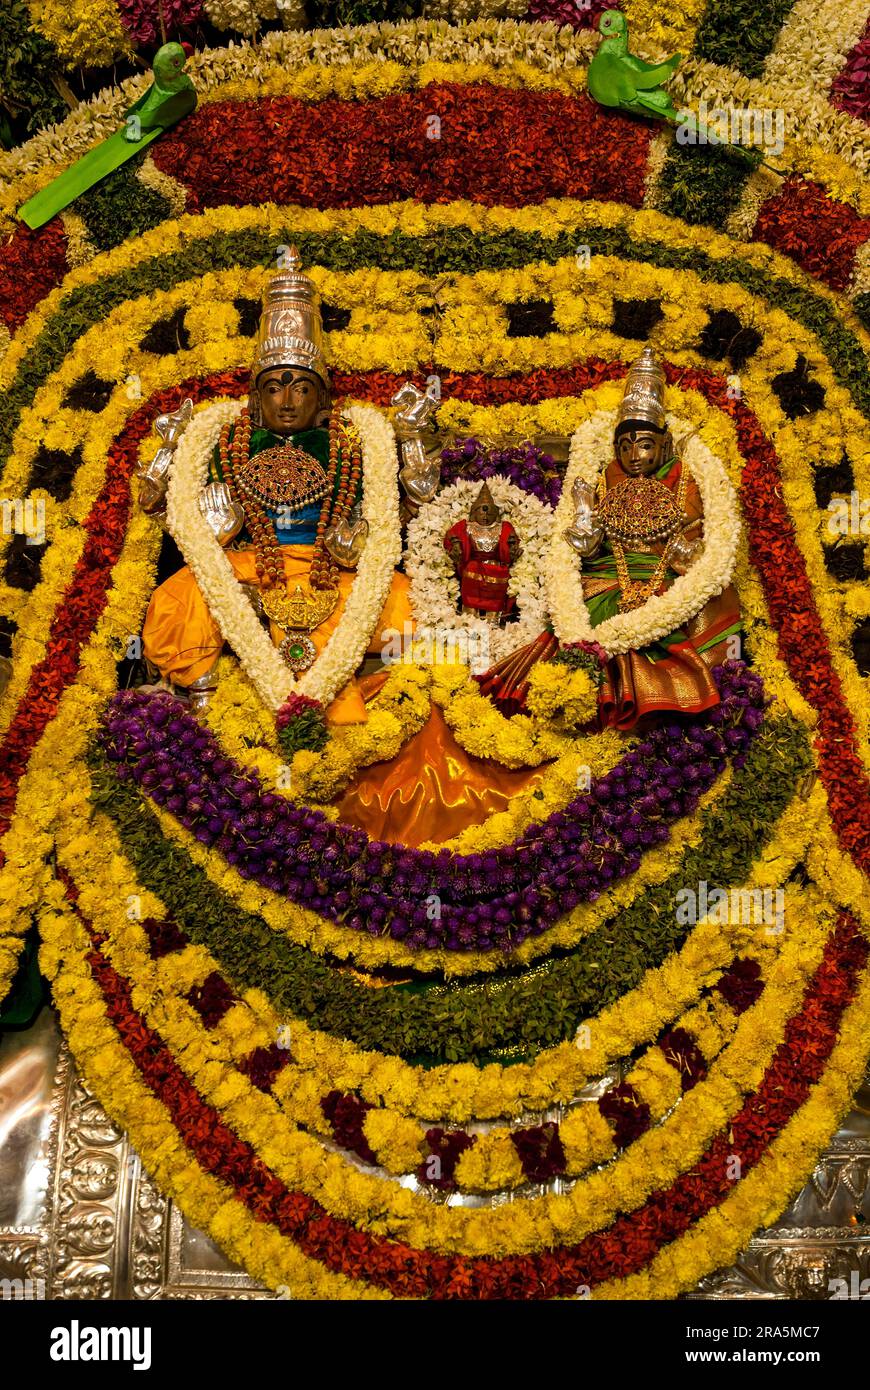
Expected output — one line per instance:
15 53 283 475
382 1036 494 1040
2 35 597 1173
323 505 369 568
669 526 702 574
136 398 194 515
564 475 605 556
391 380 442 504
198 481 245 547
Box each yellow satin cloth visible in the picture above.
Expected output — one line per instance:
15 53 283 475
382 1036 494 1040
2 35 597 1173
142 546 413 723
335 700 544 847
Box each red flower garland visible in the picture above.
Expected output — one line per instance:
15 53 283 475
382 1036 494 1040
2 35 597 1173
830 18 870 125
0 221 68 332
0 371 247 849
150 86 652 212
752 177 870 291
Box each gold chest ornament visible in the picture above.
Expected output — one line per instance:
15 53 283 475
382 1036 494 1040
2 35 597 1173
233 442 339 672
235 442 329 511
596 469 690 613
260 583 340 673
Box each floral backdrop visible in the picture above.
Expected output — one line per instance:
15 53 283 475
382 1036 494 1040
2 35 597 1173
0 8 869 1299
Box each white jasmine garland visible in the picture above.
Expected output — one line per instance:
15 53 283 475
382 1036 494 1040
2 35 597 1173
309 403 403 705
166 399 402 711
762 0 869 101
404 476 554 671
547 411 740 657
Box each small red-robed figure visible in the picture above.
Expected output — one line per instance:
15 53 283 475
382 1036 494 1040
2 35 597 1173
444 482 521 620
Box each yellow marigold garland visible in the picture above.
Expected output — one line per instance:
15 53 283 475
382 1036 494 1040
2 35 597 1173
54 747 829 1142
37 835 841 1257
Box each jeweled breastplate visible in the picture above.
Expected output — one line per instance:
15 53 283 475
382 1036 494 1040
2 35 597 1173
467 519 502 553
596 468 690 613
596 475 683 546
236 442 329 511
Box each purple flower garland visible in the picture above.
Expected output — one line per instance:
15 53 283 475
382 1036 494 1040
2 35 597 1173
99 662 765 952
525 0 613 31
439 437 562 507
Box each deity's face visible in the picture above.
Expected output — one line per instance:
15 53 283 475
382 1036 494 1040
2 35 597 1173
471 496 499 526
257 368 324 435
615 426 666 477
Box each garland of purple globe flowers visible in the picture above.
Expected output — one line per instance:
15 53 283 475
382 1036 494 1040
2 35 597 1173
439 437 563 507
98 662 765 952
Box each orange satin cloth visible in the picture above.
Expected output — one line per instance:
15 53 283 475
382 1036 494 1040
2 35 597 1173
334 701 545 847
141 546 412 723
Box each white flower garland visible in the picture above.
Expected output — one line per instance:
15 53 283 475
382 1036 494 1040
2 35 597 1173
404 476 554 671
546 411 740 657
166 399 402 711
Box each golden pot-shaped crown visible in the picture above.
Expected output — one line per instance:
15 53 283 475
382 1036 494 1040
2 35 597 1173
616 347 667 431
252 247 329 386
470 480 500 518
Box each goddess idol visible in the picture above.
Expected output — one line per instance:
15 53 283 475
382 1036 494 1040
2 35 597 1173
133 254 544 842
560 348 742 729
133 260 742 845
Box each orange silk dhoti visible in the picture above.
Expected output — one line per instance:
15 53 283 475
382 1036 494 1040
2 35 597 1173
142 546 413 723
142 551 544 843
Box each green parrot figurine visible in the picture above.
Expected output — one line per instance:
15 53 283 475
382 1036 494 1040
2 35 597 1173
19 43 197 231
586 10 783 173
587 10 682 121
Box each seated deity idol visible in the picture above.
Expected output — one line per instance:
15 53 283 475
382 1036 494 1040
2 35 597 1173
444 482 521 621
140 249 412 723
564 348 742 729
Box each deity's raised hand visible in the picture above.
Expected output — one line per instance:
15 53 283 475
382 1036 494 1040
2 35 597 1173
323 509 369 569
564 475 605 556
198 482 245 547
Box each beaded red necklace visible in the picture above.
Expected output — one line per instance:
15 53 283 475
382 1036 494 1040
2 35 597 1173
216 404 363 594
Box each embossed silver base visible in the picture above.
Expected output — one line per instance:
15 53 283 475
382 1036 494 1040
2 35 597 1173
1 1009 868 1301
0 1010 267 1300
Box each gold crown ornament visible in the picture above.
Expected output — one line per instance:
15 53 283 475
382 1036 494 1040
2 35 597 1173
616 347 667 432
248 249 329 422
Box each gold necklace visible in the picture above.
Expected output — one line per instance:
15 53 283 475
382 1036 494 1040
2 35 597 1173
220 408 361 671
602 465 689 613
597 473 684 545
236 442 329 510
611 538 677 612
